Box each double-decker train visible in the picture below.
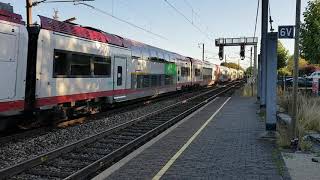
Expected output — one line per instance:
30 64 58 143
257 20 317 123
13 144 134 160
0 9 243 128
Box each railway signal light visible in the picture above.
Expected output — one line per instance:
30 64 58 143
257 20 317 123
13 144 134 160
240 44 245 60
219 45 224 60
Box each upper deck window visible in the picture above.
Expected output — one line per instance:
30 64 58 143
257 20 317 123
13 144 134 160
53 49 111 78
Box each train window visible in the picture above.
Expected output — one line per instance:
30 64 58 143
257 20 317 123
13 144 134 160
181 67 190 77
70 54 91 76
142 47 150 60
150 49 158 59
195 68 201 76
137 75 143 88
54 51 69 76
117 66 123 86
132 47 142 59
93 57 111 76
203 68 213 80
151 75 158 87
53 49 112 78
165 75 174 85
143 75 151 88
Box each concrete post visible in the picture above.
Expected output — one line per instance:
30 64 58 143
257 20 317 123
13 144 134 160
266 32 278 131
260 0 269 107
253 45 258 81
257 54 261 100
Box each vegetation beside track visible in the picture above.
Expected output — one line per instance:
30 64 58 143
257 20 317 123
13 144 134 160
278 91 320 150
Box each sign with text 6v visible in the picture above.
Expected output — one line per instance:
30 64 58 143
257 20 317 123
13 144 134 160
278 26 295 39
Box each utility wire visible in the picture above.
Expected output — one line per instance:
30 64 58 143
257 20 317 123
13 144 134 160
253 0 260 38
163 0 213 41
75 2 168 40
182 0 215 43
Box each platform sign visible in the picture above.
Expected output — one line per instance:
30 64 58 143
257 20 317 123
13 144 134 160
278 26 295 39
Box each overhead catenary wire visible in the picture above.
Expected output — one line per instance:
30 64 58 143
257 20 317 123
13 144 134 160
163 0 213 41
75 2 168 40
182 0 215 44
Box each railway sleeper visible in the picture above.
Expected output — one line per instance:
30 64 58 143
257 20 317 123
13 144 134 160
89 141 116 150
25 165 76 179
108 134 140 140
11 173 56 180
115 131 145 137
49 157 91 169
75 147 113 156
97 138 129 147
60 152 103 162
121 128 149 135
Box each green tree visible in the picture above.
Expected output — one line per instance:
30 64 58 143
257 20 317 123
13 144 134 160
301 0 320 64
245 66 253 75
220 62 243 71
286 55 308 73
278 67 291 76
277 41 289 69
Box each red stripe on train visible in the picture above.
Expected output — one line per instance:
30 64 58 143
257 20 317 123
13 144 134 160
36 89 137 107
0 100 24 112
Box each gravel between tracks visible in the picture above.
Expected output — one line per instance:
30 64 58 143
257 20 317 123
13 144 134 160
0 91 198 169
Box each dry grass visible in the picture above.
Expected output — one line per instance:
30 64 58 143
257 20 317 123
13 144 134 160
278 91 320 149
241 82 257 97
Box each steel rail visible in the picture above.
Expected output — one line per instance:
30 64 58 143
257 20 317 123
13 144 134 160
0 80 243 179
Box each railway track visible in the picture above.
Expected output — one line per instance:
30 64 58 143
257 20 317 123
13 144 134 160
0 80 244 180
0 85 213 144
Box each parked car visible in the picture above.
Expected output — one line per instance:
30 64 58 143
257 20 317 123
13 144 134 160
307 71 320 79
286 77 312 87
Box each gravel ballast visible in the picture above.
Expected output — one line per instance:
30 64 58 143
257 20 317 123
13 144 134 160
0 91 198 169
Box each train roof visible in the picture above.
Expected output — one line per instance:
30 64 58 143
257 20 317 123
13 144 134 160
39 16 191 62
0 9 25 25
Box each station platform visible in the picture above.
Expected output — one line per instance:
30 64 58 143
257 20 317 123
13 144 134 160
93 92 284 180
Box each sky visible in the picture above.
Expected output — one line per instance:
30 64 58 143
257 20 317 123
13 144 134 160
1 0 309 68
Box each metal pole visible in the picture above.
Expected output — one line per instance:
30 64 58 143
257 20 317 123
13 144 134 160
26 0 32 27
225 54 227 63
202 43 205 61
250 47 253 76
292 0 301 139
261 0 269 107
254 45 257 80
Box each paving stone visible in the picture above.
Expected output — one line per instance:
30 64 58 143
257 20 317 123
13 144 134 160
103 95 285 180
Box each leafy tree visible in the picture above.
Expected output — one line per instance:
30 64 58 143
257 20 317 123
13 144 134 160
220 62 244 71
278 67 291 76
300 65 320 76
301 0 320 64
277 41 289 69
286 55 308 73
245 66 253 75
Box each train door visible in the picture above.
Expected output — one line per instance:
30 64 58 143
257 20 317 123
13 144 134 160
113 56 127 94
177 65 181 83
0 23 18 100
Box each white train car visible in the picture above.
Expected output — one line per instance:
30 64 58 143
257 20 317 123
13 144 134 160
229 68 238 81
202 61 215 86
190 58 203 86
175 54 192 90
219 66 230 83
237 70 244 79
0 10 28 116
35 16 180 110
127 43 177 100
213 64 221 84
0 11 233 129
